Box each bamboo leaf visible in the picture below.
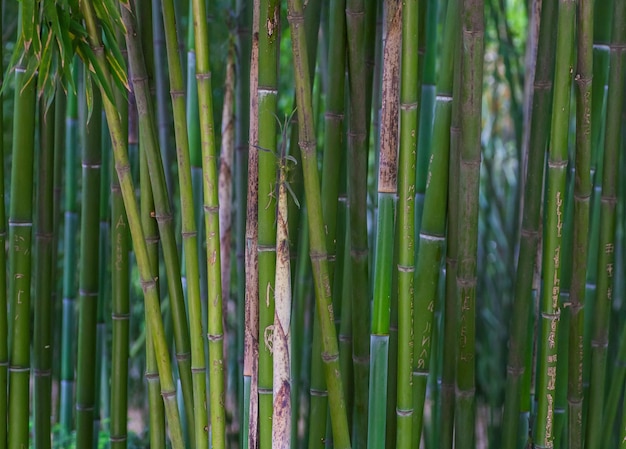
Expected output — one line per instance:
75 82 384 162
75 41 116 106
21 0 35 52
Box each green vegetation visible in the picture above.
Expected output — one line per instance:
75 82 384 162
1 1 626 448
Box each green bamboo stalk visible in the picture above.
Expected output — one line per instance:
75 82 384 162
345 0 371 443
60 61 79 437
7 56 36 449
159 0 209 444
79 2 185 446
318 1 348 445
395 0 419 445
453 1 484 448
95 117 111 440
110 79 130 449
0 7 6 446
368 3 402 432
255 1 280 446
287 1 351 446
585 2 625 445
567 0 593 446
120 7 196 442
412 0 458 442
152 0 174 198
533 0 575 446
501 0 557 447
244 3 261 447
33 99 55 449
138 96 167 449
75 84 102 449
189 0 227 445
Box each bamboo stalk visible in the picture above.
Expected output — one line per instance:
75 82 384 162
585 2 625 445
7 58 36 449
533 0 575 446
75 85 102 449
59 60 79 437
159 0 210 444
0 7 6 446
110 77 130 449
33 98 55 449
272 143 293 449
80 2 185 446
189 0 227 445
412 0 457 442
501 0 557 447
287 0 352 446
453 1 484 447
567 0 593 446
345 1 372 443
244 2 261 448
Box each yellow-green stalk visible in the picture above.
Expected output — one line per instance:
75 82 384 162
287 0 351 446
189 0 228 444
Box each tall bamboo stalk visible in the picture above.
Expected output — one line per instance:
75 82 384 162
244 2 261 447
368 0 401 447
80 1 185 446
121 8 198 443
568 0 593 447
394 0 419 444
533 0 575 446
75 85 102 449
454 1 484 448
287 0 352 446
585 2 625 445
7 56 36 449
189 0 227 445
345 0 372 443
159 0 209 444
110 77 130 449
255 2 280 447
60 61 79 436
0 7 6 446
272 143 293 448
501 0 557 447
412 0 458 442
33 99 55 449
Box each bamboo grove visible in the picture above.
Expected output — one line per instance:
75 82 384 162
0 0 626 448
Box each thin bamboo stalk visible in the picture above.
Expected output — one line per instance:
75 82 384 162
189 0 227 444
453 1 484 447
75 84 102 449
345 0 372 443
585 2 625 445
140 112 167 449
80 1 185 446
60 61 79 436
0 8 6 446
159 0 209 444
533 0 575 446
122 8 198 445
412 0 457 442
7 57 36 449
567 0 593 446
368 1 402 428
33 99 55 449
287 1 351 446
110 80 130 449
244 2 261 447
501 0 557 447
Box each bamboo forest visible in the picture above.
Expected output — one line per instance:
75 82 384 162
0 0 625 448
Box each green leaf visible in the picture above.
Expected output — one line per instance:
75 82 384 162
21 0 35 52
75 41 115 106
